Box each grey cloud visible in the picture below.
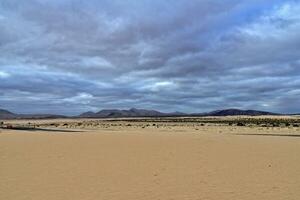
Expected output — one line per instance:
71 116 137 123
0 0 300 114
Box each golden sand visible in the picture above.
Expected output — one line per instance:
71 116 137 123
1 119 300 200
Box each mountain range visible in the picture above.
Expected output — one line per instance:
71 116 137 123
0 108 283 120
0 109 16 119
0 109 66 120
200 109 278 116
79 108 186 118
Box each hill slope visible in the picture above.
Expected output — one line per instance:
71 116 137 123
201 109 278 116
0 108 66 119
0 108 281 119
0 109 17 119
79 108 167 118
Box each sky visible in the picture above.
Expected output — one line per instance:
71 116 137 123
0 0 300 115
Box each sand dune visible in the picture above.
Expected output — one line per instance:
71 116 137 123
1 119 300 200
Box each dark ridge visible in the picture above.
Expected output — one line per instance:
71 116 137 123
0 109 17 119
78 108 166 118
199 108 278 116
78 108 280 118
0 108 66 119
0 107 291 120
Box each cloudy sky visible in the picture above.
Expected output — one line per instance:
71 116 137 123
0 0 300 115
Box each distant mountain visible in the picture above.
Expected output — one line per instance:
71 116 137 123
0 109 17 119
168 111 186 116
17 114 67 119
199 109 278 116
79 108 167 118
78 108 278 118
0 107 283 120
0 108 66 119
79 111 97 118
79 108 280 118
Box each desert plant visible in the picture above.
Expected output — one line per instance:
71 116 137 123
237 122 245 126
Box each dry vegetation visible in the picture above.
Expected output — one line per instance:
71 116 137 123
1 116 300 135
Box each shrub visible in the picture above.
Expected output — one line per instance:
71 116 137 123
237 122 245 126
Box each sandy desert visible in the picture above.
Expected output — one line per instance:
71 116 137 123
2 0 300 199
1 116 300 200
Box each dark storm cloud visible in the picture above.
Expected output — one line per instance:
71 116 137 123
0 0 299 114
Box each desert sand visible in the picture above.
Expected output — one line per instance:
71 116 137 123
1 117 300 200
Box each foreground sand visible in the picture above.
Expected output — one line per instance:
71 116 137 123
1 120 300 200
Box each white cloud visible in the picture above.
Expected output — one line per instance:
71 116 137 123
149 81 176 92
154 81 173 87
62 93 94 104
0 71 10 78
81 56 114 69
239 2 300 39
